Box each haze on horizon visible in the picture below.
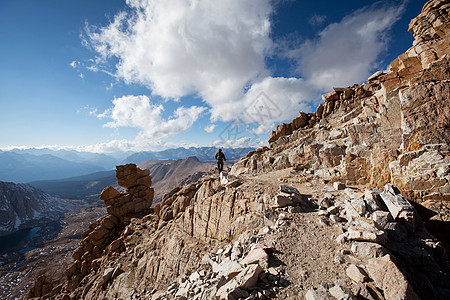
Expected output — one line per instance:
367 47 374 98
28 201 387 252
0 0 426 153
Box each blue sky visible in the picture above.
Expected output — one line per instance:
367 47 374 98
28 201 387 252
0 0 426 153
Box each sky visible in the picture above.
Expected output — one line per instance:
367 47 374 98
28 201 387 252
0 0 427 153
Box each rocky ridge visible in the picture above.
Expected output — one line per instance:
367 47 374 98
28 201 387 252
30 165 450 299
28 1 450 299
231 0 450 240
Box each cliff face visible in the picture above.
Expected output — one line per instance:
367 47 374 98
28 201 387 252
0 182 67 236
29 1 450 299
232 0 450 215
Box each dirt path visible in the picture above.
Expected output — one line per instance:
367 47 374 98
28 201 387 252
242 169 355 299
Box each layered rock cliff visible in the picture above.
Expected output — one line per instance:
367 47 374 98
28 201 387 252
28 1 450 299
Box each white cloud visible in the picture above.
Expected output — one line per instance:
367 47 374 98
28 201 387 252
86 0 273 109
70 60 85 80
240 76 314 131
290 2 405 90
204 124 216 133
74 139 174 153
80 0 406 151
99 95 206 140
70 60 79 68
77 105 98 116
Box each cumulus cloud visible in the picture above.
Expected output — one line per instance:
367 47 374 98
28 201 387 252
204 124 216 133
99 95 206 140
290 2 406 90
81 0 406 151
86 0 272 109
239 76 314 133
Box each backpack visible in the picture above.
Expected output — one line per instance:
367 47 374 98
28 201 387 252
216 151 225 161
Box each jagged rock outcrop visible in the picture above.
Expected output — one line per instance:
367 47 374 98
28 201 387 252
0 181 67 236
231 0 450 229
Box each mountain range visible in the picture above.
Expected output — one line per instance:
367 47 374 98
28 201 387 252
125 147 254 163
0 147 252 183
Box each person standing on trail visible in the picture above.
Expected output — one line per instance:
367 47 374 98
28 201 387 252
215 149 226 174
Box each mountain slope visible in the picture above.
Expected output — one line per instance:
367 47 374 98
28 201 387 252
0 182 68 236
29 171 116 199
9 148 122 170
231 0 450 217
138 156 215 202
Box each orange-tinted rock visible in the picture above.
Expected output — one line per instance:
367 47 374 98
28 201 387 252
322 90 339 102
100 186 120 201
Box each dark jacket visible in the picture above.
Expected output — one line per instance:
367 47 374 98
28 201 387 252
215 151 226 161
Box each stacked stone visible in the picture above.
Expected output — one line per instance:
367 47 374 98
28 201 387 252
65 164 154 290
107 164 154 221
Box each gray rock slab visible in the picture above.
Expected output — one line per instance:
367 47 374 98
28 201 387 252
380 184 416 232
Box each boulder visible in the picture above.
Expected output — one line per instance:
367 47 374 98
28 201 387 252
211 259 243 279
363 188 384 212
270 194 293 208
346 264 368 283
240 248 268 266
368 70 384 82
347 227 387 244
280 184 300 195
322 90 339 102
372 210 392 229
215 264 263 299
366 255 420 300
333 182 346 191
329 285 355 300
100 186 121 201
380 184 416 232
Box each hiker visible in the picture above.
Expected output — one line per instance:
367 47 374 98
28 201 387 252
215 149 226 174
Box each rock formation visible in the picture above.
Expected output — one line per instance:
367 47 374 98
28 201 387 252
28 1 450 299
43 164 155 296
